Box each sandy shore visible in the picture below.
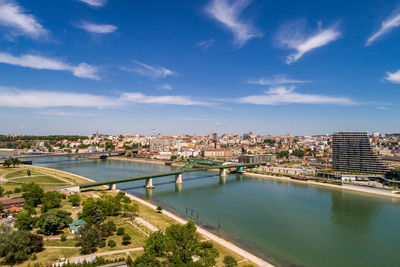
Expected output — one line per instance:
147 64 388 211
33 164 272 266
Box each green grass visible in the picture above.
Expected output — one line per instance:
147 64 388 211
4 169 42 179
44 238 77 247
11 175 67 184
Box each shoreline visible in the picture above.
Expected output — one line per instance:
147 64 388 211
108 157 400 200
32 163 272 267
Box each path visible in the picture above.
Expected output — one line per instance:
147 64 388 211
68 247 143 262
134 216 158 232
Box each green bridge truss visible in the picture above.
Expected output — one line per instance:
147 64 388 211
79 161 267 189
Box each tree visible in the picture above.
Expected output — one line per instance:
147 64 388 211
96 195 122 216
156 206 163 213
69 194 81 206
41 191 63 212
22 183 44 207
11 158 21 167
108 239 116 248
76 224 100 254
117 227 125 236
122 203 139 220
2 159 11 168
122 233 131 245
223 255 238 266
37 209 72 235
133 253 162 267
79 200 105 225
137 221 219 266
15 210 35 230
0 186 3 195
0 225 43 265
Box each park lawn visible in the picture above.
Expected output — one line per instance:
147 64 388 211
4 169 42 179
44 238 77 247
15 247 80 267
0 166 20 176
11 175 67 184
23 165 90 185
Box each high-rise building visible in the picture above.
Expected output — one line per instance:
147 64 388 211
332 132 387 173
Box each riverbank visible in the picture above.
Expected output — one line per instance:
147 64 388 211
108 156 400 200
33 164 272 267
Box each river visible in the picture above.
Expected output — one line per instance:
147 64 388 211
32 157 400 267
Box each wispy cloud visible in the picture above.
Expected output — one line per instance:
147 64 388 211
277 21 341 64
77 22 117 34
0 88 115 108
385 69 400 83
121 60 176 79
0 87 215 108
366 11 400 46
238 86 355 106
157 84 173 90
205 0 262 47
196 39 215 50
247 75 311 85
120 93 211 106
77 0 107 8
0 52 100 80
0 0 48 39
377 106 388 110
38 110 99 117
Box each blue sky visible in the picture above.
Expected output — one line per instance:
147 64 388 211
0 0 399 136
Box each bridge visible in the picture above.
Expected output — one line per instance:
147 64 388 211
79 159 267 190
0 151 126 163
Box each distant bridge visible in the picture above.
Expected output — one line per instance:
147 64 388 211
0 151 126 163
79 159 267 190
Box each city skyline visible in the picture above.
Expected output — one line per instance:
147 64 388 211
0 0 400 135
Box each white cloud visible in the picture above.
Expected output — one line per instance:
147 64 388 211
277 22 341 64
205 0 262 47
120 93 211 106
0 52 100 80
247 75 311 85
0 88 115 108
77 22 117 34
196 39 215 50
77 0 107 7
238 86 355 106
385 69 400 83
0 0 48 39
377 106 388 110
121 60 176 79
366 12 400 46
157 84 173 90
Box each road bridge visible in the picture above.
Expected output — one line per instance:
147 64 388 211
79 159 267 190
0 151 126 163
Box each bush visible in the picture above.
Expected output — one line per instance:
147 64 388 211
108 239 116 248
61 234 67 242
99 240 106 248
14 188 21 193
117 227 125 236
122 234 131 245
223 255 238 266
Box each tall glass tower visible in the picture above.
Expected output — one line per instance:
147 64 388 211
332 132 387 173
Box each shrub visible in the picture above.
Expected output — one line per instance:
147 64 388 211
99 240 106 248
117 227 125 236
61 234 67 242
108 239 116 248
122 234 131 245
223 255 238 266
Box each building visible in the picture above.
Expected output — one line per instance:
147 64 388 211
202 149 233 158
69 219 86 234
0 198 25 209
238 154 276 163
332 132 387 173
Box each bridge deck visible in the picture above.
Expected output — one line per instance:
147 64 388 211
79 162 266 189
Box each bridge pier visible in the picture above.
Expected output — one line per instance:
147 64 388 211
219 176 226 185
175 183 182 193
219 168 227 177
175 174 183 184
108 184 116 190
236 166 244 173
145 178 155 189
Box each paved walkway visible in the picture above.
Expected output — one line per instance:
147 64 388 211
68 247 143 262
134 216 158 232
